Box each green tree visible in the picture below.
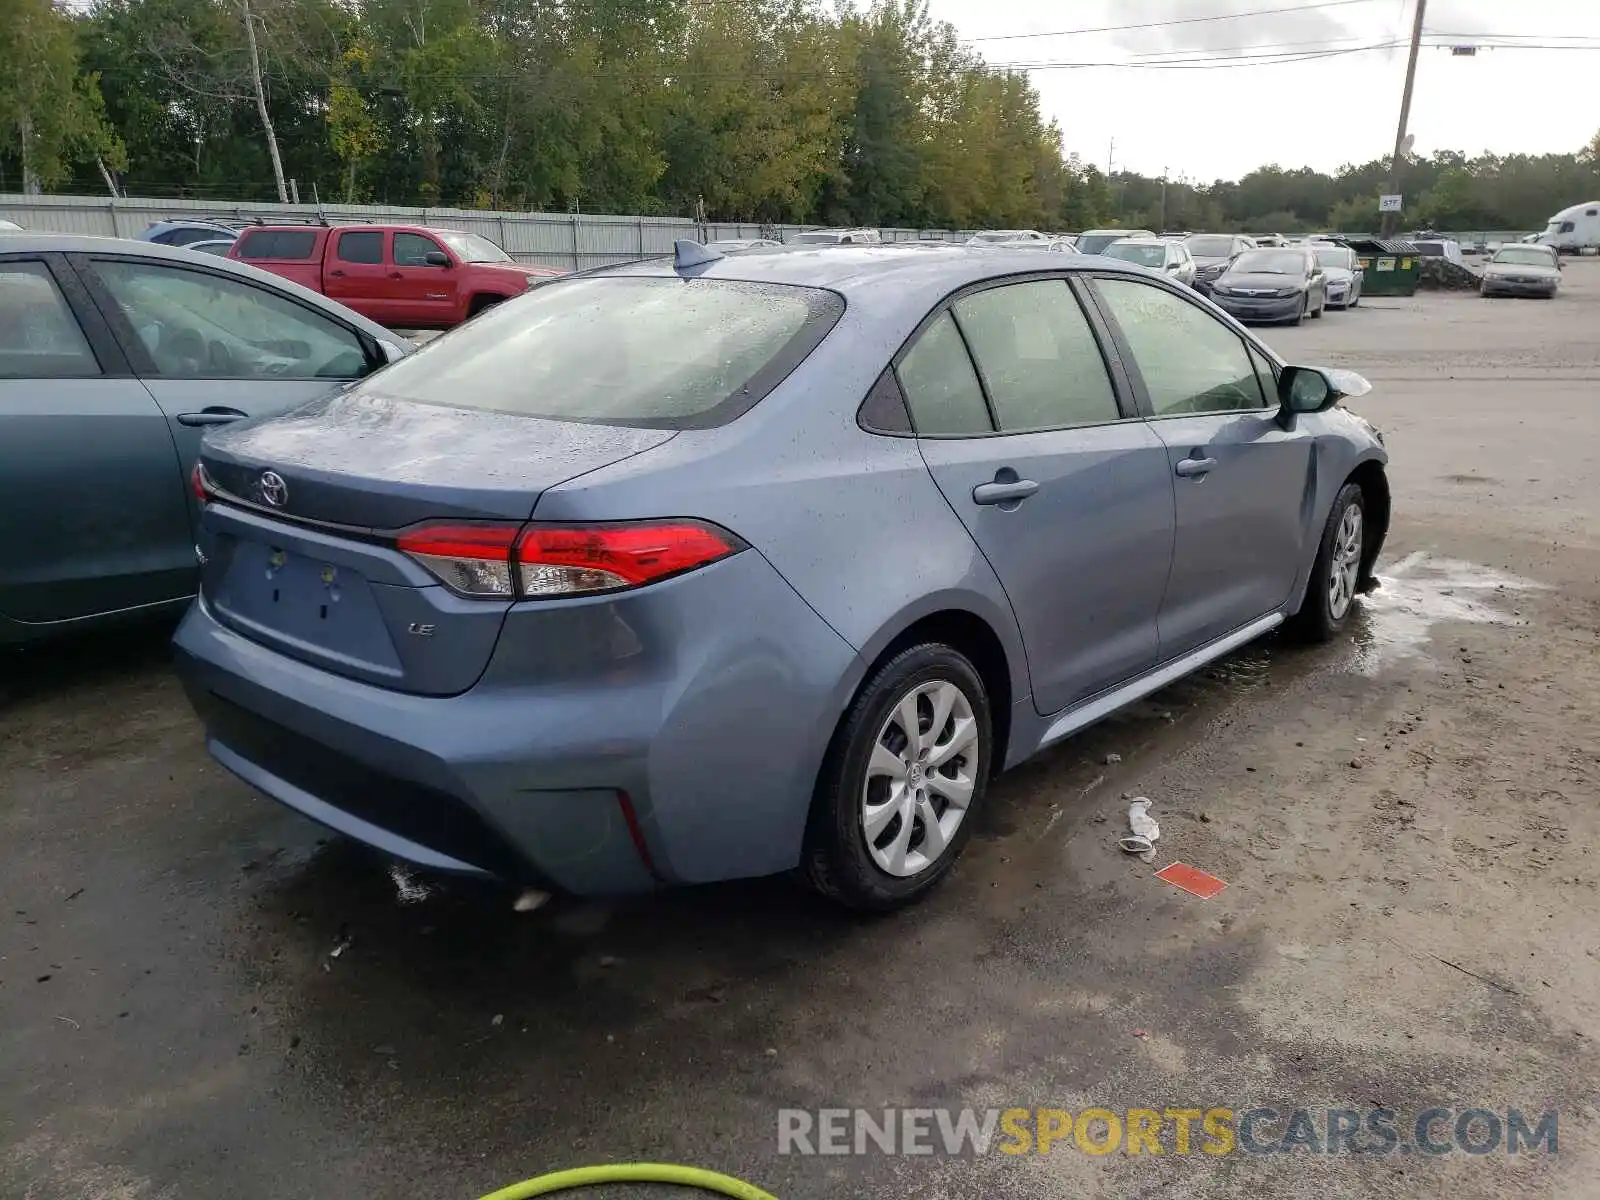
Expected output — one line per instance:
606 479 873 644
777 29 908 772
0 0 125 192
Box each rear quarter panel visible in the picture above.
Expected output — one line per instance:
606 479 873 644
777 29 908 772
529 303 1033 714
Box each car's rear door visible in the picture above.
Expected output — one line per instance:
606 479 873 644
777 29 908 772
67 252 384 540
903 276 1176 715
0 252 194 624
1087 274 1312 659
323 229 391 322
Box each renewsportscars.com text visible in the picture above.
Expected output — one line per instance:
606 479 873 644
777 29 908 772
778 1106 1557 1157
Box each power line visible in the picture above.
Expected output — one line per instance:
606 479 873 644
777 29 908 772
967 0 1385 44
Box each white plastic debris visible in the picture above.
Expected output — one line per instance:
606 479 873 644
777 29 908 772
513 888 551 913
388 864 432 905
1119 797 1161 863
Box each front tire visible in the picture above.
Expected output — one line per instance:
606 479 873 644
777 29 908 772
803 645 992 911
1290 296 1306 326
1290 482 1366 642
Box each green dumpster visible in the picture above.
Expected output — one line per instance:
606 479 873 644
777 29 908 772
1347 237 1421 297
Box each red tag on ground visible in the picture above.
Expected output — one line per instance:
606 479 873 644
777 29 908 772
1156 862 1228 899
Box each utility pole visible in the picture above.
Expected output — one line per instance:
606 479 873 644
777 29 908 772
1107 138 1115 176
1381 0 1427 237
1159 166 1168 233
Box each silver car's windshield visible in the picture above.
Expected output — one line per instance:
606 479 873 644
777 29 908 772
361 277 844 429
1315 247 1353 269
1492 247 1554 267
1186 235 1234 257
1232 250 1304 274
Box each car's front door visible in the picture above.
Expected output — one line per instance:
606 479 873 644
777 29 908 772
68 254 382 539
1089 275 1313 658
900 277 1177 715
0 253 194 625
390 231 459 326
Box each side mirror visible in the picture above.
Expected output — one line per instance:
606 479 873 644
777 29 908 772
1278 365 1371 421
379 339 407 364
1166 261 1181 272
424 250 451 267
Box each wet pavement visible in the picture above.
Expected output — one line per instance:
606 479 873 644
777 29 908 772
7 268 1600 1198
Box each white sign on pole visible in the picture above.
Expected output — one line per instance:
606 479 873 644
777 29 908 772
1379 194 1403 212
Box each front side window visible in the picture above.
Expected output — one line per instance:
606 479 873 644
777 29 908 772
1095 277 1268 415
0 262 99 378
337 231 384 264
362 276 841 429
90 260 371 381
394 233 448 266
952 281 1119 432
896 311 991 436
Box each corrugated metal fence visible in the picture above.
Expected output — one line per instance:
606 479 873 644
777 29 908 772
0 193 966 268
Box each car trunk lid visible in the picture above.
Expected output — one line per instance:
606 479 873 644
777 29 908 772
197 392 674 695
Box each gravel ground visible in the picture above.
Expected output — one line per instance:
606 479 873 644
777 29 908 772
5 266 1600 1199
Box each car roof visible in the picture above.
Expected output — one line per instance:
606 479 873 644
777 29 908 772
0 233 403 341
596 243 1164 323
1108 237 1167 246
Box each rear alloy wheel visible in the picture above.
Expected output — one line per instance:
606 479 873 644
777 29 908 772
803 645 991 911
1290 481 1365 641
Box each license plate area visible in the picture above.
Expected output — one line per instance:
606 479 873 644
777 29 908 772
212 537 404 674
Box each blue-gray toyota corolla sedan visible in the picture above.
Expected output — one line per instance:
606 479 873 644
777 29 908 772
175 243 1390 911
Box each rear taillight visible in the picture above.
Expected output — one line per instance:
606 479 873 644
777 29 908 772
395 524 520 597
397 520 742 599
191 461 211 504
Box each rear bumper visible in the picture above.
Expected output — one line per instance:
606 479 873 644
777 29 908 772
1209 293 1303 322
174 550 861 895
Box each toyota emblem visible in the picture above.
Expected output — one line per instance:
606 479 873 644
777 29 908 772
259 471 288 508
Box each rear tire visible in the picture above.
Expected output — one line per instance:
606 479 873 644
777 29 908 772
802 644 992 912
1290 482 1366 643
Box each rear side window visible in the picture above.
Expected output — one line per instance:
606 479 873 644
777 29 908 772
168 227 228 247
235 229 317 260
337 231 384 264
952 281 1119 432
897 311 991 436
359 276 843 429
0 262 100 378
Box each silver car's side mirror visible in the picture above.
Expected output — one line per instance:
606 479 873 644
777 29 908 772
379 339 408 364
1279 365 1371 419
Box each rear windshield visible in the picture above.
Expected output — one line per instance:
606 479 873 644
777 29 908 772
359 276 844 429
1103 243 1165 267
1413 242 1444 256
235 229 318 260
1314 246 1353 268
1186 235 1235 257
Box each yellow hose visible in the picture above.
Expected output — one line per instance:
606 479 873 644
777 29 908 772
478 1163 779 1200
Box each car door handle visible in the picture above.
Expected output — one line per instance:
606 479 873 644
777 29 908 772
389 271 404 279
176 408 248 427
973 478 1039 505
1175 456 1217 478
329 268 347 277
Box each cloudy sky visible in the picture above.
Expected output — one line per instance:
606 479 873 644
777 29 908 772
923 0 1600 183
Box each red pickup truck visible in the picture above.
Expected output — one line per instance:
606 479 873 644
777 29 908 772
227 223 564 329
